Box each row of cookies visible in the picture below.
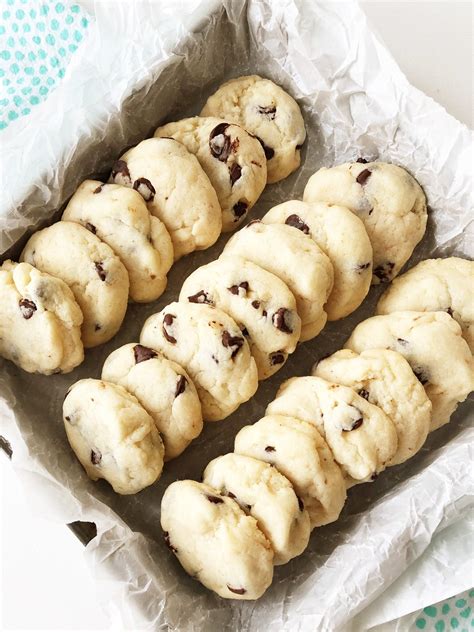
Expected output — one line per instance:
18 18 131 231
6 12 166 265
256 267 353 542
160 256 474 600
0 75 307 374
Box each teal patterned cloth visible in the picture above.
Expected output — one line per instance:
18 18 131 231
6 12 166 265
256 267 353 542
0 0 90 130
0 1 472 629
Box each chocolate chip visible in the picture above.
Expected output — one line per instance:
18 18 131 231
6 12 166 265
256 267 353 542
356 169 371 185
255 135 274 160
133 344 157 364
269 352 285 366
262 310 267 317
93 185 102 194
285 214 310 234
233 200 248 219
222 330 244 359
355 262 370 272
18 298 37 319
373 261 395 283
110 160 131 186
446 307 454 316
257 105 276 119
175 375 187 397
162 313 177 344
85 222 97 234
356 158 368 164
342 416 363 432
133 177 156 202
209 123 231 161
206 494 224 504
397 338 409 346
227 585 246 595
229 162 242 186
358 389 370 401
188 290 212 305
94 262 106 282
413 367 429 385
65 416 71 422
251 300 260 309
272 308 293 333
227 281 249 296
163 531 178 554
265 445 276 452
90 449 102 465
297 496 304 511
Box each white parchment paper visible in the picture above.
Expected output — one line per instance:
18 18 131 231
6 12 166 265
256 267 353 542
1 1 473 630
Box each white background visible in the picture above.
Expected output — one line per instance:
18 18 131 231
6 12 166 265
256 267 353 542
1 2 472 631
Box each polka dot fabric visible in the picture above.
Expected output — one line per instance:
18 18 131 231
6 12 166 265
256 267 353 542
0 0 90 130
414 589 474 631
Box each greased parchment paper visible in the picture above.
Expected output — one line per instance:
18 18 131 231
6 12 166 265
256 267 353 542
1 1 473 629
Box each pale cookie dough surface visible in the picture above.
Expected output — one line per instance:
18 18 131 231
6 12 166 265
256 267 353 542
345 312 474 430
179 256 301 380
160 480 274 600
155 117 267 232
313 348 432 465
21 221 129 347
377 257 474 353
203 453 310 565
0 261 84 374
140 302 258 421
234 414 346 528
266 376 397 483
303 161 427 284
110 138 222 260
101 343 203 460
201 75 306 183
222 221 334 341
63 379 164 494
63 180 173 303
263 200 373 320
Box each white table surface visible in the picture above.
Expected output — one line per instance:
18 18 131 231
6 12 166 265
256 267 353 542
1 2 472 630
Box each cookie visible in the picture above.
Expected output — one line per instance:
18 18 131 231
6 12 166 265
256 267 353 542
62 180 173 303
101 343 203 460
377 257 474 353
222 221 334 341
0 261 83 374
266 376 397 482
110 138 221 260
140 302 258 421
160 480 274 599
262 200 373 320
155 117 267 232
63 379 164 494
313 348 432 465
303 161 427 284
21 221 129 347
203 453 310 565
179 256 301 380
345 312 474 430
234 414 347 528
201 75 306 183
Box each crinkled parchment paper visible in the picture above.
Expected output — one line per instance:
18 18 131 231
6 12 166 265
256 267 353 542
1 1 473 630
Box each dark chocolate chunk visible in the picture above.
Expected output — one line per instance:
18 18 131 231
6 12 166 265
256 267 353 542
94 262 106 282
19 298 37 319
356 169 371 185
297 496 304 511
255 135 274 160
373 261 395 283
163 531 178 553
188 290 212 305
356 158 368 164
85 222 97 234
110 160 131 186
272 308 293 333
270 352 285 366
342 416 363 432
175 375 187 397
227 585 246 595
133 344 157 364
209 123 231 162
358 389 370 401
229 162 242 186
206 494 224 504
222 330 244 359
233 200 248 219
251 300 260 309
257 105 276 119
93 185 102 194
90 449 102 465
133 177 156 202
162 313 177 344
285 214 310 234
228 281 249 296
265 445 276 452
